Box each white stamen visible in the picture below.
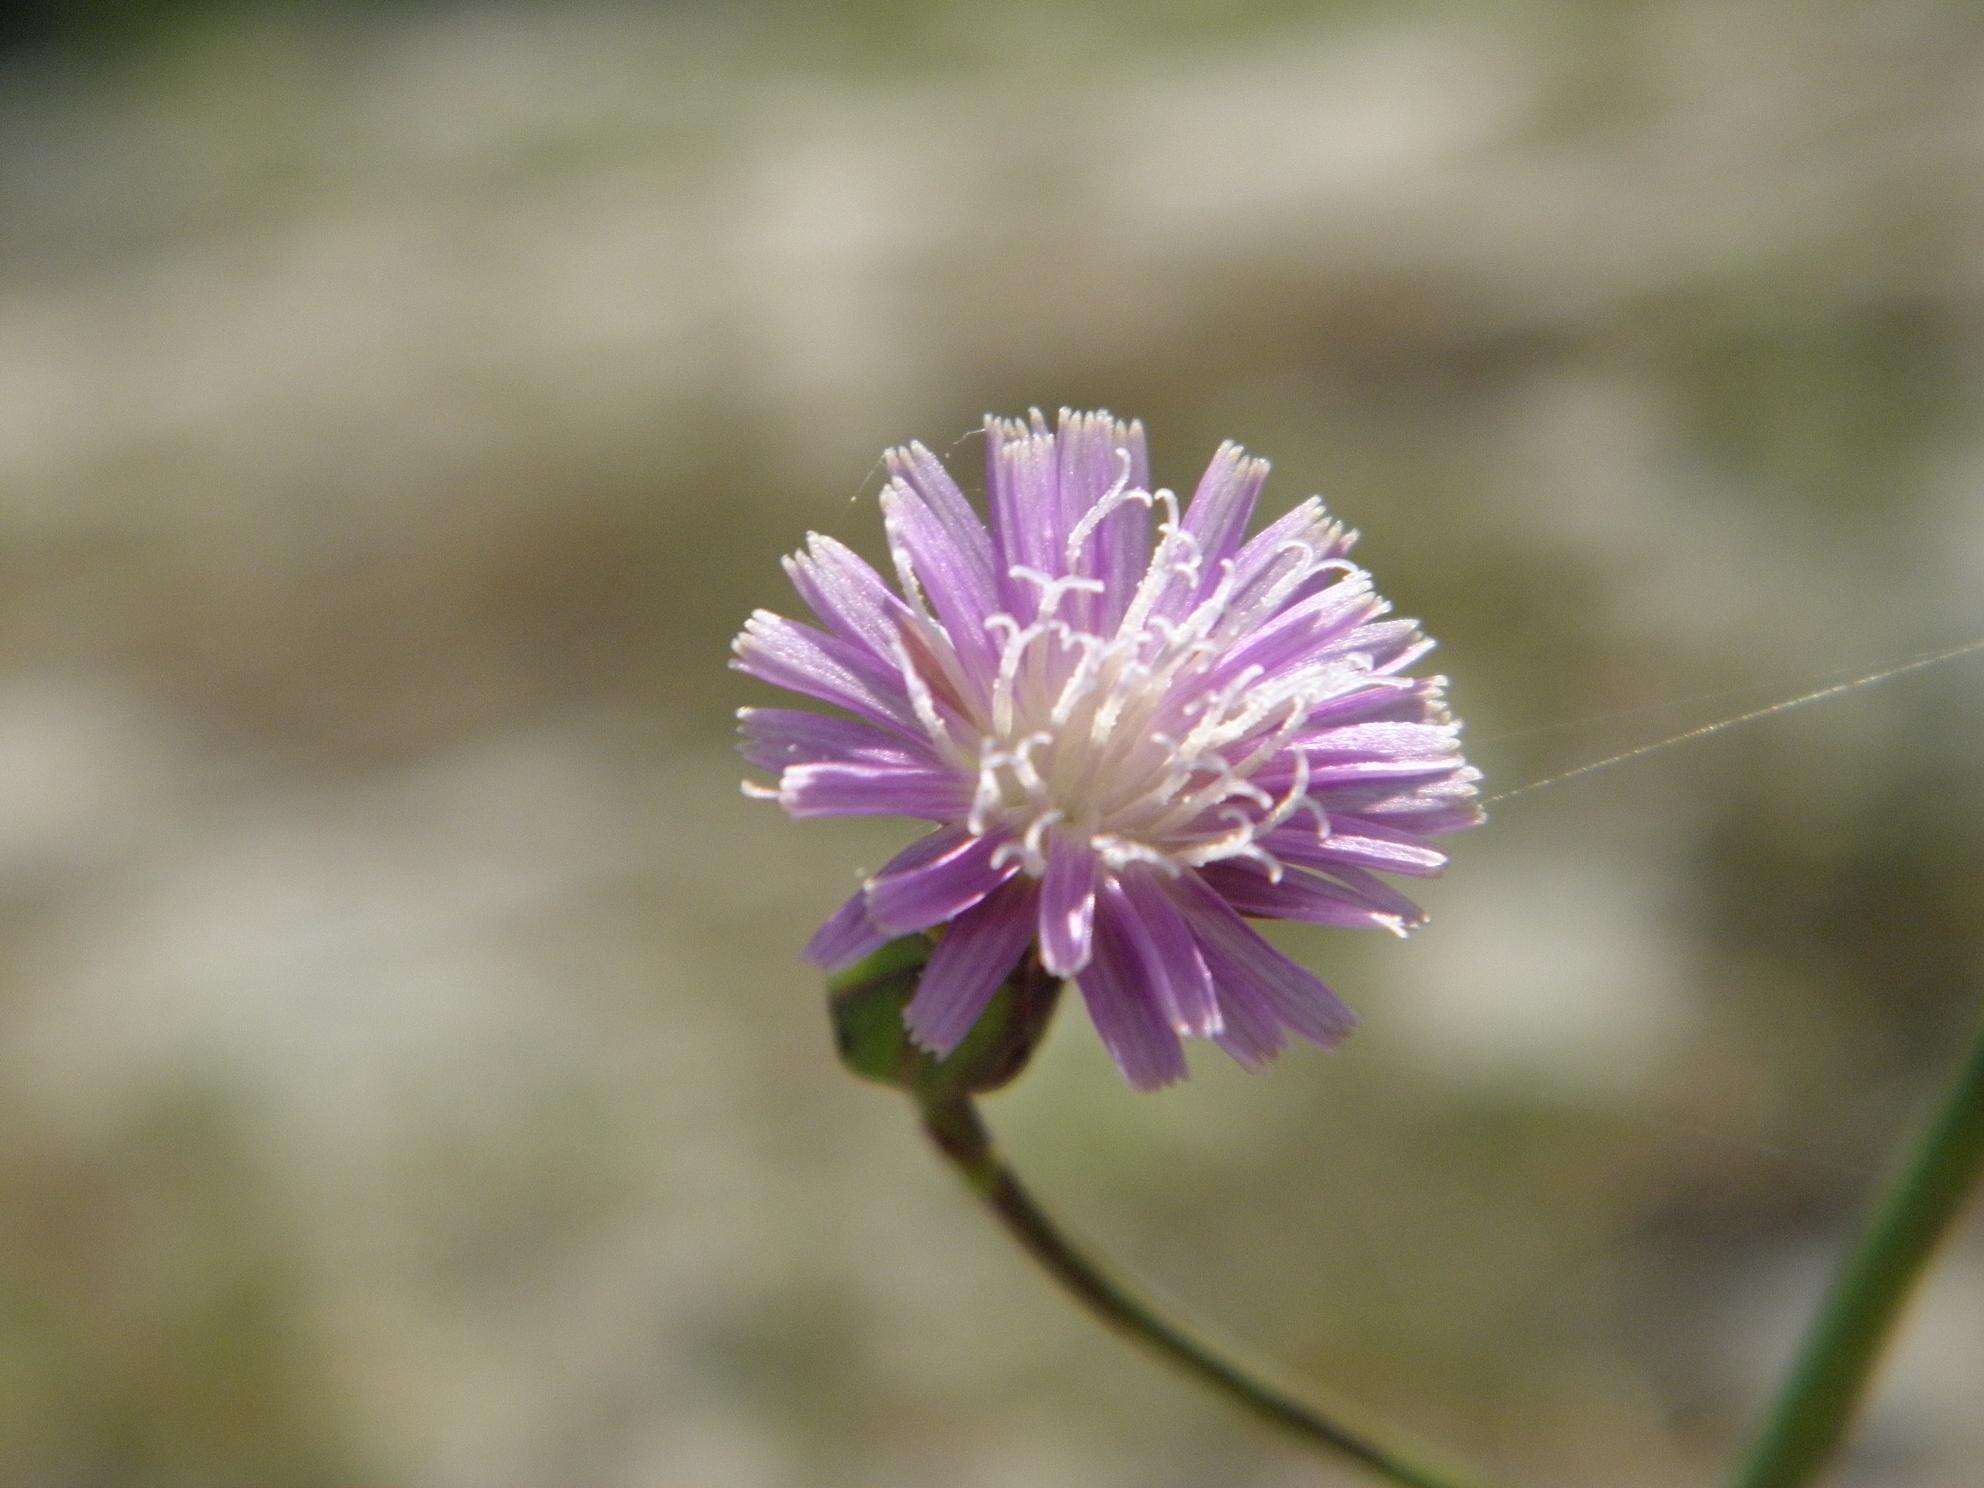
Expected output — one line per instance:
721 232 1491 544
890 631 955 750
1063 449 1149 563
1008 732 1053 798
1009 566 1106 622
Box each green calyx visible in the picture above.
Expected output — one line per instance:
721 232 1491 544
827 936 1062 1101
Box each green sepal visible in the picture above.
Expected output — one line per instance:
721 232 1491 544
828 935 1061 1100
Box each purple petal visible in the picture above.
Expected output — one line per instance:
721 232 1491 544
800 831 1019 973
1356 622 1437 674
1181 440 1270 569
779 761 970 821
1299 862 1429 922
1354 802 1486 837
1089 488 1152 634
1169 871 1358 1048
1111 870 1221 1038
1196 861 1422 933
882 480 1002 689
1290 721 1463 761
1202 578 1380 685
985 412 1060 581
731 611 915 735
1055 410 1150 628
865 829 1017 935
1208 964 1288 1068
1334 768 1484 821
1285 676 1432 730
1226 499 1354 598
783 534 915 669
1053 410 1111 568
1260 820 1449 878
885 441 997 578
1323 810 1453 845
737 707 927 773
1037 829 1098 976
802 888 890 969
1253 755 1470 794
869 825 972 874
1076 904 1189 1090
903 878 1039 1055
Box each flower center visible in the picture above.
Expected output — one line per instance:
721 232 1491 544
940 499 1345 879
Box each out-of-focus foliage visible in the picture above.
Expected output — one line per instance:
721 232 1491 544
1 2 1980 1485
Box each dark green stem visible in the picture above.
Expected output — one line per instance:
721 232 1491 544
919 1093 1512 1488
1731 1009 1984 1488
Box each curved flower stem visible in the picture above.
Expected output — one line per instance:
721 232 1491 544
919 1093 1513 1488
1730 1008 1984 1488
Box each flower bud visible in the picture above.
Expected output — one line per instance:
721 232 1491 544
829 935 1061 1099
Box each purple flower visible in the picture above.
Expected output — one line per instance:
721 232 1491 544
734 409 1481 1090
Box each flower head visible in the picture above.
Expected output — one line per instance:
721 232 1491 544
734 409 1481 1089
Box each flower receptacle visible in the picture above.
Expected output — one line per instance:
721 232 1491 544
828 936 1062 1100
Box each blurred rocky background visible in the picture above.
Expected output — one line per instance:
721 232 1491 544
2 2 1982 1484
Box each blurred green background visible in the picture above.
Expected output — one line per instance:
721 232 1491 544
2 2 1981 1485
